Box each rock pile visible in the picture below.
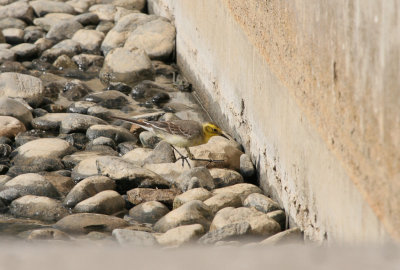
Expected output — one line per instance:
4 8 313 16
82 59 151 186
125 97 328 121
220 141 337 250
0 0 302 246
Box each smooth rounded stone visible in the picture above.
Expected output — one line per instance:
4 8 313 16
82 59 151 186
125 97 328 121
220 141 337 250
62 80 92 101
30 1 75 17
0 97 33 128
173 188 212 209
60 114 107 134
99 47 155 85
31 113 70 131
0 60 26 73
53 54 77 70
112 229 158 246
143 162 189 185
129 201 169 224
0 49 15 62
0 17 26 29
0 187 20 204
87 124 137 143
46 19 83 42
63 147 117 168
54 213 129 234
144 141 176 164
83 90 129 109
34 38 54 54
70 156 105 181
10 195 69 222
210 207 281 237
0 143 11 157
117 141 137 155
122 147 152 166
90 136 116 149
157 224 204 247
0 175 11 186
260 227 303 246
212 183 263 203
95 156 170 192
42 103 66 113
209 168 244 188
126 188 179 207
0 116 25 138
27 228 70 241
67 101 96 114
12 138 75 166
198 222 251 245
89 4 117 21
2 28 24 44
154 200 213 233
100 13 157 55
96 20 114 34
0 136 12 145
72 29 105 53
0 2 34 23
243 193 281 214
41 171 74 197
124 18 175 60
266 210 286 230
240 154 255 178
139 131 161 148
24 26 45 43
113 0 145 10
5 173 59 198
174 167 215 192
0 72 44 107
72 54 104 70
42 39 82 62
113 6 137 22
61 132 89 150
64 175 115 208
33 13 74 32
73 12 100 26
10 43 38 60
204 193 242 215
74 190 125 215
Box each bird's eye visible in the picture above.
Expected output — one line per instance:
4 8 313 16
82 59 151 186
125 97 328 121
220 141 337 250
213 129 217 132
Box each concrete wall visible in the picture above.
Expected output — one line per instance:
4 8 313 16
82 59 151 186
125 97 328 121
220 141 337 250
148 0 399 243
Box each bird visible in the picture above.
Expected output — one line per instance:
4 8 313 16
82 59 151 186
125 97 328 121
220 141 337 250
110 116 229 167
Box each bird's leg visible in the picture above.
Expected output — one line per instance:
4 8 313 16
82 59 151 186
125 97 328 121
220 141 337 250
171 145 191 168
185 147 225 166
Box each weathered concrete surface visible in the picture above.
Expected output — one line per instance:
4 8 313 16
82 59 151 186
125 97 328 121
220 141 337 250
148 0 399 243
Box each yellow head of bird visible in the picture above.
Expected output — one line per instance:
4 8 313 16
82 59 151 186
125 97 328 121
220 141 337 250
202 123 228 143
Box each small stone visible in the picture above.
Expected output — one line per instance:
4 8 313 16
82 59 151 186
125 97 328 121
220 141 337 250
53 54 77 70
243 193 281 214
46 19 83 42
24 26 44 43
209 168 244 188
84 90 129 109
203 192 242 215
5 173 59 198
139 131 161 148
72 29 105 53
260 227 303 245
117 141 138 155
212 183 262 203
144 141 176 164
143 162 189 184
90 137 116 149
0 188 20 204
73 13 99 26
122 147 153 166
42 39 82 62
0 116 25 138
30 1 75 17
113 0 146 10
27 228 70 241
99 47 155 85
154 200 213 233
62 80 92 101
126 188 179 207
0 97 33 128
2 28 24 44
198 222 251 244
0 2 34 24
173 188 212 209
72 54 104 71
74 190 125 215
0 17 26 29
87 124 137 143
67 101 96 114
60 114 107 134
210 207 281 237
41 171 74 197
64 175 115 208
157 224 204 246
54 213 129 234
32 113 70 131
96 20 114 34
240 154 255 178
0 72 44 107
174 167 215 192
33 13 74 32
10 195 69 222
112 229 158 246
89 4 117 21
10 43 38 60
95 156 170 192
0 49 15 62
267 210 286 230
34 38 54 54
129 201 169 224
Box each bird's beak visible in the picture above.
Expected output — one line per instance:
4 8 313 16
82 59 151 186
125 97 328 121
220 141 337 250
220 132 230 140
